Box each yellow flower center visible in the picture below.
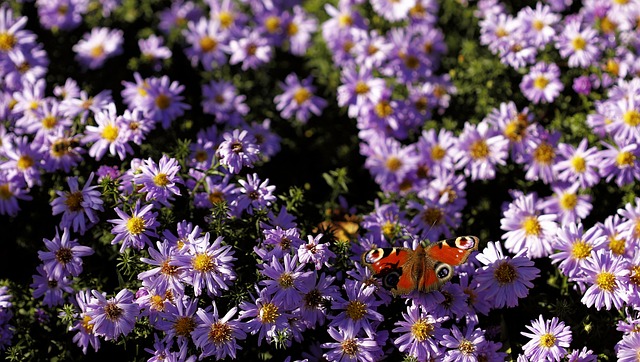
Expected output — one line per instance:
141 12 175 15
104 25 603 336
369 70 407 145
287 22 299 36
338 14 353 27
90 45 104 58
606 59 619 75
278 273 294 288
42 115 58 129
81 315 94 333
571 156 586 172
381 221 396 239
345 300 367 321
421 207 443 226
571 240 592 259
160 260 178 277
494 261 517 285
495 27 508 38
532 19 545 31
533 142 555 165
616 151 635 167
102 124 119 142
404 55 420 70
155 94 170 110
218 11 234 29
608 234 626 255
571 36 586 50
126 216 145 235
431 145 446 161
629 265 640 287
174 316 196 337
104 303 123 321
259 302 280 323
354 81 369 95
293 88 311 105
522 216 541 236
153 173 169 187
385 156 402 172
341 338 358 356
559 193 577 210
17 155 34 170
539 333 556 348
65 191 84 212
265 16 281 33
200 36 217 52
209 322 233 344
534 76 549 89
0 184 12 200
247 44 257 56
623 110 640 126
374 100 393 118
595 271 616 292
470 139 489 160
411 319 434 342
459 339 476 355
600 16 616 33
0 32 17 51
192 253 215 272
208 190 225 204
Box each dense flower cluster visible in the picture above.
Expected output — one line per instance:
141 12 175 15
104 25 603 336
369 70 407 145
1 0 640 360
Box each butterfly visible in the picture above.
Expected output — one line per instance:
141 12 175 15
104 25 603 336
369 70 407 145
361 236 479 296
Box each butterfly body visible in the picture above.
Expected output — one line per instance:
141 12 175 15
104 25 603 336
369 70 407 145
361 236 479 296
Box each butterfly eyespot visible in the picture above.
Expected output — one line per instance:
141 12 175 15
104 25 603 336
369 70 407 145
382 271 400 289
455 236 477 250
364 248 385 264
435 263 453 281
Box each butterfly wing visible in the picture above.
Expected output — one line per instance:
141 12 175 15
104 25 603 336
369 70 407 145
361 247 417 295
417 236 479 292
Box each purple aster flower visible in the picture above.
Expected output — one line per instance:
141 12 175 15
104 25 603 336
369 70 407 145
550 222 607 279
135 155 182 207
605 97 640 143
321 2 366 45
321 327 382 362
59 88 113 124
0 172 32 216
556 19 600 68
572 75 592 95
139 34 171 66
370 0 415 21
201 80 249 124
43 131 84 173
439 322 486 362
521 315 572 361
183 17 228 70
157 0 203 34
486 101 534 162
238 286 290 346
455 120 509 181
432 283 470 321
360 134 419 192
232 173 276 216
255 226 303 260
553 138 601 188
415 128 460 177
337 66 387 119
193 175 238 209
408 197 459 241
361 200 412 245
72 27 123 69
86 289 140 340
192 303 246 359
51 172 104 235
30 265 73 307
36 0 87 31
520 62 564 104
248 119 280 159
295 272 339 328
580 250 629 310
138 240 184 297
597 136 640 187
329 279 383 339
596 214 631 258
540 183 592 225
1 135 43 188
392 303 448 360
173 233 236 297
286 6 317 56
69 290 100 354
226 29 272 70
274 73 327 123
155 296 198 344
523 128 560 184
216 129 260 174
564 347 597 362
108 201 159 252
259 254 311 310
297 234 336 270
139 75 190 129
617 198 640 245
209 0 248 33
38 227 93 280
517 3 559 48
81 103 133 161
501 192 557 258
0 6 37 55
475 241 540 308
616 331 640 362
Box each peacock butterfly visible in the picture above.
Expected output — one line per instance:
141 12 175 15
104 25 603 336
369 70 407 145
361 236 479 296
